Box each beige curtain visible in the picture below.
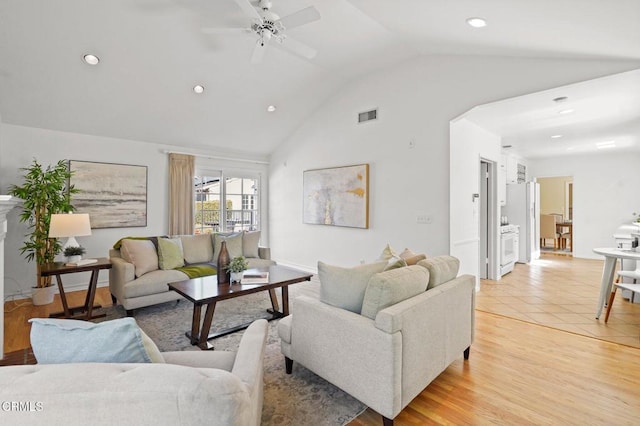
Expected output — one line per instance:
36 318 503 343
169 153 195 235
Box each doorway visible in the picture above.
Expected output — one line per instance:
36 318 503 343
537 176 574 254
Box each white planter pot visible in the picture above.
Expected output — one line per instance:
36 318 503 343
32 286 55 306
230 272 243 283
66 255 82 263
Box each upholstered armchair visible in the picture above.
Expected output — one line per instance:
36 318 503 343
279 257 475 425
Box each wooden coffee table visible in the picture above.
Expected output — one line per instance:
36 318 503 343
168 265 312 350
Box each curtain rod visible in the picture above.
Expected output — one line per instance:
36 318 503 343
162 150 269 165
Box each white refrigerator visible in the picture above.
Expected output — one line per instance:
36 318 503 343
504 182 540 263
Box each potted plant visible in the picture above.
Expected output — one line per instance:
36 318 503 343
9 159 77 305
225 256 249 283
63 245 86 263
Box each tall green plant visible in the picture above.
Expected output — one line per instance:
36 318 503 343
9 159 77 288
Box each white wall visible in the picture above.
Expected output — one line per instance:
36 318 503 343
529 152 640 259
450 118 501 283
0 124 169 298
0 124 268 299
268 55 640 272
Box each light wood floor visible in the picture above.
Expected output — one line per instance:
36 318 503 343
4 256 640 425
3 287 114 353
477 253 640 348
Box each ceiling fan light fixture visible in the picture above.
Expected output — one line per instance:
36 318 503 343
193 85 205 94
267 105 277 112
466 17 487 28
83 54 100 65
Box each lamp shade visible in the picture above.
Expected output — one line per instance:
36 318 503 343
48 213 92 238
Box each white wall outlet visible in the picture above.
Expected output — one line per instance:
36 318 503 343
417 214 433 224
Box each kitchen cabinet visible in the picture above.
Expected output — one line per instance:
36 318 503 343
506 155 518 184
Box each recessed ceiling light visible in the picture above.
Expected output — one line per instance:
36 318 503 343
558 109 575 115
83 54 100 65
267 105 277 112
551 134 563 139
466 17 487 28
553 96 568 103
193 85 205 94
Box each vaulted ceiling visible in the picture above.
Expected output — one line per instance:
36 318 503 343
1 0 639 158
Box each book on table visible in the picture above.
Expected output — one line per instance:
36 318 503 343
65 258 98 267
241 272 269 284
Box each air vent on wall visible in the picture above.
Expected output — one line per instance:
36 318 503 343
358 108 378 123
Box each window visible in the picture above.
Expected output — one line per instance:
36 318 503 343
194 172 259 234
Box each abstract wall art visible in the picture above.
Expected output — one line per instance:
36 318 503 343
69 160 148 228
303 164 369 228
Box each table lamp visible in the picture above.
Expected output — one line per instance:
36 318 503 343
48 212 92 251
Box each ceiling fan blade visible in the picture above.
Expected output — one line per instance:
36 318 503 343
201 27 251 35
251 39 268 64
277 36 317 59
277 6 320 30
233 0 261 21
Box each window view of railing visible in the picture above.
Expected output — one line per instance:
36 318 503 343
194 175 259 234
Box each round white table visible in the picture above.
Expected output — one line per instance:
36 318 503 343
592 247 640 319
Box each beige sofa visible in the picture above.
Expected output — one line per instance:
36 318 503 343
0 319 268 426
109 232 275 314
279 256 475 425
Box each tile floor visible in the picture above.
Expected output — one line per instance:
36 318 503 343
477 253 640 348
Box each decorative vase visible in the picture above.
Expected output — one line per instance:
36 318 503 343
32 286 55 306
66 255 82 264
230 271 243 283
217 240 231 285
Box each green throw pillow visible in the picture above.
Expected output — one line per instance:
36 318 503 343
157 237 185 270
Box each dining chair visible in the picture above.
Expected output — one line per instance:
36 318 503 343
551 213 571 250
604 280 640 323
540 214 559 249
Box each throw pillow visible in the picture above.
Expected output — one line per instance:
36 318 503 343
417 256 460 289
361 266 429 320
242 230 261 258
29 317 164 364
378 243 407 271
180 234 214 264
120 239 159 277
318 261 387 313
213 233 243 263
157 237 185 270
399 248 427 266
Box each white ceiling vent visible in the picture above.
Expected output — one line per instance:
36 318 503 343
358 108 378 124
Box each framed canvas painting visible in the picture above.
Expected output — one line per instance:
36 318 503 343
69 160 148 228
303 164 369 228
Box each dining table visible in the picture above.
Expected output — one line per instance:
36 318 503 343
592 247 640 319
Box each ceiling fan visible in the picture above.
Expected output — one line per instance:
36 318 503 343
202 0 320 64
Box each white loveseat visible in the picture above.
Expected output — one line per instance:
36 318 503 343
0 319 269 426
279 256 475 425
109 232 275 314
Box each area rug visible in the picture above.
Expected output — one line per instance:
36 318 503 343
105 286 366 426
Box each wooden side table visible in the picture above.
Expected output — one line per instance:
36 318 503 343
40 258 112 320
